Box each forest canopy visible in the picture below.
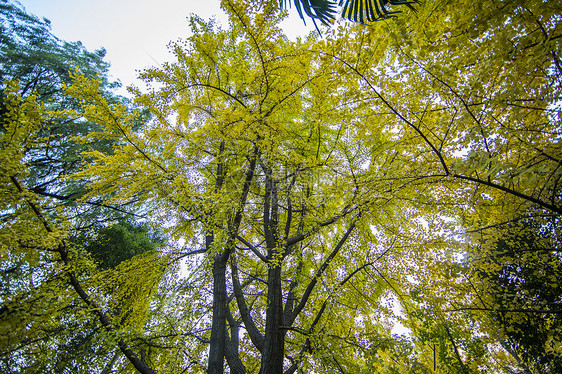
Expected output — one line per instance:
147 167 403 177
1 0 561 373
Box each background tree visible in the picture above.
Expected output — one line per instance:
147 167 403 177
468 220 562 373
0 0 150 223
74 219 164 270
1 1 162 372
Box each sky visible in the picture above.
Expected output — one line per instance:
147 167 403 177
17 0 313 95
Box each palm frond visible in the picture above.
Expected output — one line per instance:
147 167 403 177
280 0 338 26
279 0 417 29
339 0 417 23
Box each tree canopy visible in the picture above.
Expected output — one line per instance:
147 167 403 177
1 0 561 373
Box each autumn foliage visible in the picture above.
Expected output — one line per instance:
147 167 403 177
1 0 561 373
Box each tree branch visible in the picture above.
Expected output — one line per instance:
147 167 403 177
230 255 265 352
288 222 356 325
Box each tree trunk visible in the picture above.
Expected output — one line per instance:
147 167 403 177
208 258 228 374
225 320 246 374
260 265 285 374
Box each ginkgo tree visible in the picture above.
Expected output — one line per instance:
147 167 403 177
316 0 562 371
62 0 423 372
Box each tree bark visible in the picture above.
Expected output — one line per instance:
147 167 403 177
225 316 246 374
208 258 228 374
208 144 257 373
259 265 285 374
